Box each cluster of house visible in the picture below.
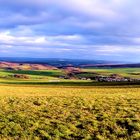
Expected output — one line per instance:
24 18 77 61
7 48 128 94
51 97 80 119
93 75 132 82
61 72 140 82
81 74 140 82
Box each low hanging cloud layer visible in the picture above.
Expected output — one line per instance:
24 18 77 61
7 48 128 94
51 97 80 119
0 0 140 62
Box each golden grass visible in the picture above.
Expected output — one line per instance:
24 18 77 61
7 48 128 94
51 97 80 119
0 85 140 97
0 85 139 139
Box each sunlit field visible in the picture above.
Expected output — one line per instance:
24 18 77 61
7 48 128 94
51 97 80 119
0 85 139 140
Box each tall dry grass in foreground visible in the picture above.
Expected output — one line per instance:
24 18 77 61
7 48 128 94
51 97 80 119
0 85 139 140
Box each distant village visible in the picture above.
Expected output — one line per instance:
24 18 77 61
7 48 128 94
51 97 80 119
79 75 139 82
59 74 140 82
61 67 140 82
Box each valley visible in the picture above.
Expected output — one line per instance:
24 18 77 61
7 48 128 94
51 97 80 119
0 61 140 86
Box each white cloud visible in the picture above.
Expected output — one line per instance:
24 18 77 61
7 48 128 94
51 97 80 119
0 31 85 48
95 45 140 54
0 0 140 61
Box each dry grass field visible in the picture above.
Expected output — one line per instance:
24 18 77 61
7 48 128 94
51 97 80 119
0 85 139 139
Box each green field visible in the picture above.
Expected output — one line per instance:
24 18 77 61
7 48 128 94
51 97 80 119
0 69 64 80
82 68 140 79
0 85 139 140
0 68 140 86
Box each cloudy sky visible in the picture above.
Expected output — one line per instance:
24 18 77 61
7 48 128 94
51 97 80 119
0 0 140 62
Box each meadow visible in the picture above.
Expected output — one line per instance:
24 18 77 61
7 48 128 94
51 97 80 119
0 68 140 86
0 85 139 140
82 68 140 79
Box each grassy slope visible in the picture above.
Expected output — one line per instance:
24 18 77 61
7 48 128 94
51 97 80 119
0 69 65 83
82 68 140 78
0 85 139 139
0 69 64 77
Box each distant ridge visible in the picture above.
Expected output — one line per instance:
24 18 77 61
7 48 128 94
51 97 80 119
80 63 140 68
0 61 57 70
0 60 139 69
0 57 118 67
0 57 139 68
